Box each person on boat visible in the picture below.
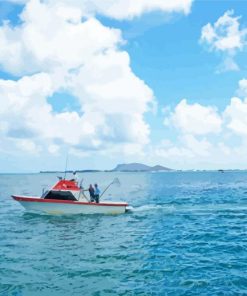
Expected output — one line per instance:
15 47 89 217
94 184 100 203
88 184 95 202
71 171 79 184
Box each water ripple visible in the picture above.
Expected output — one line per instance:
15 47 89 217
1 172 247 295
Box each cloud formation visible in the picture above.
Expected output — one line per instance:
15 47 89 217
0 0 157 157
224 97 247 136
7 0 194 19
3 0 247 170
2 0 195 158
159 85 247 169
0 1 122 75
200 10 247 72
164 99 222 135
237 79 247 97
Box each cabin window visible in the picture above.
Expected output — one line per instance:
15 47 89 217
44 190 77 201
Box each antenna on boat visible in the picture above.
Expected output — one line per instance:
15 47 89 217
64 153 69 180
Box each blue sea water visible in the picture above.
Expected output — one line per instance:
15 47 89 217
1 171 247 295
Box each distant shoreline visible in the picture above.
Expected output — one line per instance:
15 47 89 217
4 163 246 175
40 163 174 173
2 169 247 175
39 169 247 173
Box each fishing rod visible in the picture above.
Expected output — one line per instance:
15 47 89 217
100 178 120 199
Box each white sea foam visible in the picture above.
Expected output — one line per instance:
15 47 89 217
127 203 247 214
127 204 175 213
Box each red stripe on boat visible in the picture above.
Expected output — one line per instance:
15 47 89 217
11 195 128 207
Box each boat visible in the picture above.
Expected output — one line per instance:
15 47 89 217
12 178 128 215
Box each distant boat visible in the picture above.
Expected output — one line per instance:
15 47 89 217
218 169 225 173
12 178 128 215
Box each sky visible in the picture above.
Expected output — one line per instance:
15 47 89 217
0 0 247 172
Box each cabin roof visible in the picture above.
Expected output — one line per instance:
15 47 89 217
52 179 80 191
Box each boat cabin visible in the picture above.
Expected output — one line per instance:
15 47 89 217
43 179 81 201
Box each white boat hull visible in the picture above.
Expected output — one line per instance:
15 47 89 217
12 196 128 215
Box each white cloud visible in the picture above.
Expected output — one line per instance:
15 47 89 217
69 50 153 116
165 99 222 135
201 10 244 51
16 139 41 154
151 135 247 170
217 56 239 73
200 10 247 72
0 73 54 142
0 0 193 75
237 79 247 97
9 0 247 171
79 0 193 19
0 69 151 154
9 0 193 19
48 144 60 154
0 0 122 75
224 97 247 136
0 0 158 157
154 135 211 159
155 84 247 169
182 134 211 157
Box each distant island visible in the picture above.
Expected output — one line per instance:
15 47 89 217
40 163 172 173
111 163 172 172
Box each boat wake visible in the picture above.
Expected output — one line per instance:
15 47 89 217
126 204 175 213
127 203 247 214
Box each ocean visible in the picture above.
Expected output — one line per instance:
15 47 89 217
1 171 247 295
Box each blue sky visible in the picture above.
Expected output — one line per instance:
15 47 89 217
1 0 247 172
